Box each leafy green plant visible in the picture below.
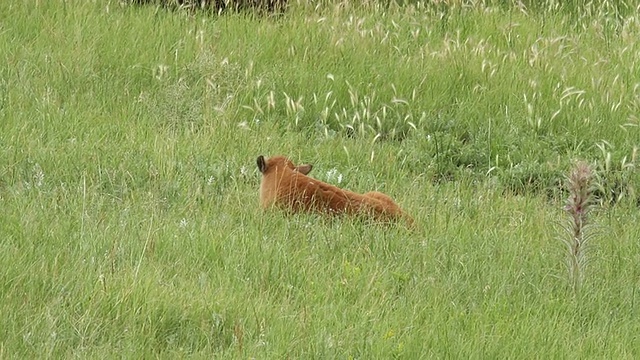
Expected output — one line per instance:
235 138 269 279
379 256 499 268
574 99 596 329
592 143 638 206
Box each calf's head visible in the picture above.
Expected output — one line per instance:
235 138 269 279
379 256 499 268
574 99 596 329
256 155 313 176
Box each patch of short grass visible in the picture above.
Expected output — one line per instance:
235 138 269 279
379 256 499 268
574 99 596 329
1 0 639 358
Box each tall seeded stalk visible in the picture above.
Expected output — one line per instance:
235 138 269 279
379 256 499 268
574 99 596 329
563 161 594 294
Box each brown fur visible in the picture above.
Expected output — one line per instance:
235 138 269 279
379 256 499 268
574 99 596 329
257 155 413 226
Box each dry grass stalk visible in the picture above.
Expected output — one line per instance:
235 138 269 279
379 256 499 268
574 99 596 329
563 161 594 294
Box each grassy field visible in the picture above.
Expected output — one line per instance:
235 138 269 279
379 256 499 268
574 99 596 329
1 0 640 358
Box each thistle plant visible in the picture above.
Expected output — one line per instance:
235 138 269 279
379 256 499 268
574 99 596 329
562 161 595 294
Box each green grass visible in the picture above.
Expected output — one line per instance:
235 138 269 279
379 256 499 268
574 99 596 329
1 0 640 358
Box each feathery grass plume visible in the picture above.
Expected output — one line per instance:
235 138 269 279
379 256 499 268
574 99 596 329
562 161 595 294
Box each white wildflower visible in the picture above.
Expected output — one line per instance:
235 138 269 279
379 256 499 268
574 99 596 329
33 164 44 188
326 168 344 184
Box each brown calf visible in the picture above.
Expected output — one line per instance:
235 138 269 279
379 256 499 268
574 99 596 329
256 155 413 225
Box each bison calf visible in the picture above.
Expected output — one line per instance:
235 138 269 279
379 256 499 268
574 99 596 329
257 155 413 226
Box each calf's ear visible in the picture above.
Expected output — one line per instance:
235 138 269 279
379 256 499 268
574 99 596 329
256 155 268 174
295 164 313 175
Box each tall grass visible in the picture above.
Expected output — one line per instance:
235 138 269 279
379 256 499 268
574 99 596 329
1 0 639 358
